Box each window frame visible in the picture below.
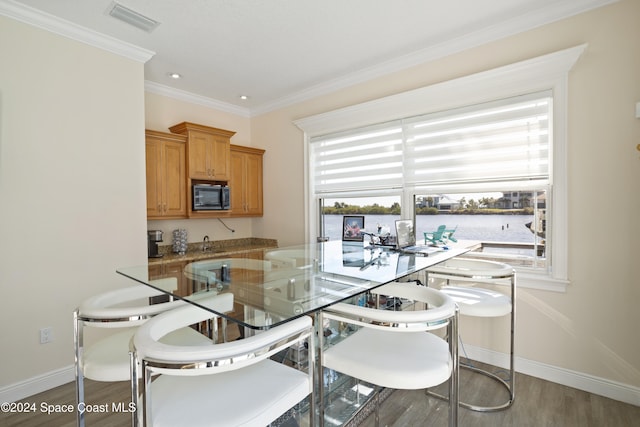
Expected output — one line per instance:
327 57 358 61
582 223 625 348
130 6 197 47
296 45 587 291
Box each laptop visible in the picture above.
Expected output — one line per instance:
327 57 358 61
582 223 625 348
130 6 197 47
395 219 444 256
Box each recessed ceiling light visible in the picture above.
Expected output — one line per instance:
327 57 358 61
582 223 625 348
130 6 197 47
168 72 182 79
239 95 249 100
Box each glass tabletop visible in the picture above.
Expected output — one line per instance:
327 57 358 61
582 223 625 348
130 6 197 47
117 240 477 329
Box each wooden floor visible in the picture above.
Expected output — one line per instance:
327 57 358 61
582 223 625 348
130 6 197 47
357 366 640 427
2 364 639 427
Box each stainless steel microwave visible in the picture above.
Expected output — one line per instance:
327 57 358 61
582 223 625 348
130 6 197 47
192 184 230 210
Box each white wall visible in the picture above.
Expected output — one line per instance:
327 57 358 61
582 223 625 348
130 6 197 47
0 17 148 391
252 0 640 402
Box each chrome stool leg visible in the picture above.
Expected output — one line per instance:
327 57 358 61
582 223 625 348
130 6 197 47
426 260 515 412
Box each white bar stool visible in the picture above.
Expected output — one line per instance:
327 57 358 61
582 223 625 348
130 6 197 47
319 282 459 427
130 294 314 427
74 280 214 427
426 258 515 412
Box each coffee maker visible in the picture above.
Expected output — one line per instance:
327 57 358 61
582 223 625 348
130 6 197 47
147 230 164 258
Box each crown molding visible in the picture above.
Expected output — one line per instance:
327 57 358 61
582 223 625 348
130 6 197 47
294 44 587 136
0 0 616 116
251 0 617 116
145 81 251 118
0 0 154 63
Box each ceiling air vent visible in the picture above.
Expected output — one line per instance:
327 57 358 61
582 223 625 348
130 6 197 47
108 2 159 32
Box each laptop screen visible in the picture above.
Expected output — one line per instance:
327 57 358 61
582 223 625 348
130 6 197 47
395 219 416 248
395 253 416 275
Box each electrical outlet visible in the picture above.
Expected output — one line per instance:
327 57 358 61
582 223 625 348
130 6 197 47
39 327 53 344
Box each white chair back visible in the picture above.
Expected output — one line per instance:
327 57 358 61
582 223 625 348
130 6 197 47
131 296 314 427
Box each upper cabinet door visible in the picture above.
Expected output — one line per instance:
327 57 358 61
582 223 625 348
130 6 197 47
243 150 263 215
229 145 264 217
209 134 231 181
145 130 187 219
187 132 210 179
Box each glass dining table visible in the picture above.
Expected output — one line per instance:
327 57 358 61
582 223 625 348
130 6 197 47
117 239 479 425
117 240 479 331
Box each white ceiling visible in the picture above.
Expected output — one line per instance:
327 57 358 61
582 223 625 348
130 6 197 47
3 0 615 115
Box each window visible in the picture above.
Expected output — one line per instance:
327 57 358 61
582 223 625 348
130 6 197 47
318 195 402 243
312 92 550 270
297 45 586 290
413 190 547 269
405 92 551 269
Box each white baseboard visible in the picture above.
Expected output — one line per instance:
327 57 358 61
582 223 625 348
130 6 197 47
0 365 75 403
3 352 640 408
463 344 640 407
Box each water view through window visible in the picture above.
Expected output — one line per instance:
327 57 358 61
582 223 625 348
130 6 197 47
323 213 536 244
320 191 546 266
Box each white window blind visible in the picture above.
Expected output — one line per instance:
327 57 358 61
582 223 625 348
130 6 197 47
310 120 404 194
310 91 552 195
404 92 552 188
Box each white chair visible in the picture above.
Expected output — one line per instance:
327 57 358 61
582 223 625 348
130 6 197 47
265 249 314 269
426 257 515 411
73 280 213 427
131 293 314 427
319 281 459 427
184 258 276 339
183 257 273 286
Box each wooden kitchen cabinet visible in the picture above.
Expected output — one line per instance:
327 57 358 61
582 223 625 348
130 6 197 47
165 261 192 296
148 261 191 297
230 145 264 216
169 122 235 181
145 130 187 219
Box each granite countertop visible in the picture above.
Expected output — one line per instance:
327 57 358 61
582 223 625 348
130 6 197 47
148 237 278 265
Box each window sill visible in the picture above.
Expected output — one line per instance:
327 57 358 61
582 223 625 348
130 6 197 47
514 270 569 292
461 252 567 292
